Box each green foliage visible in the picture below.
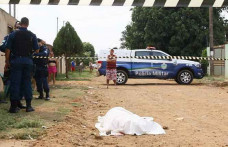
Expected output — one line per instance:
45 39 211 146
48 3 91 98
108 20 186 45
201 48 208 65
0 111 17 131
14 119 42 129
82 42 95 57
56 69 95 81
53 22 83 78
0 111 41 131
0 76 90 139
80 42 95 65
121 8 228 56
201 48 209 75
10 129 44 140
53 22 83 56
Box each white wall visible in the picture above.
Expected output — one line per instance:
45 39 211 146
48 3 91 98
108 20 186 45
225 44 228 79
57 57 66 74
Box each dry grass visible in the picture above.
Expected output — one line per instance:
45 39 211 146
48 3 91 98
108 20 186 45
0 70 93 140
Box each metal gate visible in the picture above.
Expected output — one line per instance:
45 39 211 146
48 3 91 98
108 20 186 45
213 45 225 76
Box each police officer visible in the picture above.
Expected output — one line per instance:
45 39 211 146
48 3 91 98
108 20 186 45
0 34 9 52
0 24 13 104
0 21 27 108
5 17 39 113
34 39 50 101
0 21 19 52
0 33 9 104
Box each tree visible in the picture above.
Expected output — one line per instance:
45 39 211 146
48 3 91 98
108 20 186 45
82 42 95 57
53 22 83 78
121 8 228 56
80 42 95 66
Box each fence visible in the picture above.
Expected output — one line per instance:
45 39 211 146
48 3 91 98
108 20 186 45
207 44 228 78
57 56 66 74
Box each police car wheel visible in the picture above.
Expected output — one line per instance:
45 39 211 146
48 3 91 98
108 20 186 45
177 70 193 85
175 78 181 84
116 70 128 85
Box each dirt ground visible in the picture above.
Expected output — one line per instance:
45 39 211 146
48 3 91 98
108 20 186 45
0 77 228 147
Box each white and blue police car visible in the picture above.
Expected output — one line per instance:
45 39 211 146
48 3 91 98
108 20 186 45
98 48 204 85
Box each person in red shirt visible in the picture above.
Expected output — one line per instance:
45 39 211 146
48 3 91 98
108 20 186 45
106 49 117 89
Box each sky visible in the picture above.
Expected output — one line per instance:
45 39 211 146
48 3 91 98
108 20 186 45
0 5 133 54
0 5 228 54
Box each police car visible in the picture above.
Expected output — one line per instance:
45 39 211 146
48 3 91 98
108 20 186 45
98 48 204 85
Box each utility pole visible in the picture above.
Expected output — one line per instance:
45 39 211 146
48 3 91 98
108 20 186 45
9 4 11 15
57 17 59 34
13 4 16 18
63 21 65 27
209 7 214 76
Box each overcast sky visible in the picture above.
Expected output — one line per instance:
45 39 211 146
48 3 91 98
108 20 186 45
0 5 227 54
0 5 132 54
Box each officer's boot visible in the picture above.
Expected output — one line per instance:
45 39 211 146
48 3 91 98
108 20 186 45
17 101 26 109
37 92 44 99
9 100 20 113
26 100 35 112
45 92 50 101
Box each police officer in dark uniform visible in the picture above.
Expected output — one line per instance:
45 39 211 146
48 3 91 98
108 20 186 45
0 21 18 104
5 17 39 113
0 31 9 104
34 39 50 101
0 35 9 52
0 22 20 52
1 21 26 108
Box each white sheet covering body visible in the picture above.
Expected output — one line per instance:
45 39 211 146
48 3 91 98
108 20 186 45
95 107 166 136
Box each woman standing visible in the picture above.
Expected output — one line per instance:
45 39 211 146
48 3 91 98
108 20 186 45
48 52 57 86
89 61 93 73
79 61 84 76
106 49 117 89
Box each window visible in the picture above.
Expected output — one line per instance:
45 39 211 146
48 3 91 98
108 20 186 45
152 51 167 56
135 51 153 57
152 51 170 60
135 51 169 60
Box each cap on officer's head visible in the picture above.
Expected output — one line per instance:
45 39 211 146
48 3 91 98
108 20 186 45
37 38 42 43
20 17 29 26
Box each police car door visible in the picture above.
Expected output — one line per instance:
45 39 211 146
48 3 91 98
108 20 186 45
131 50 154 77
151 51 175 79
